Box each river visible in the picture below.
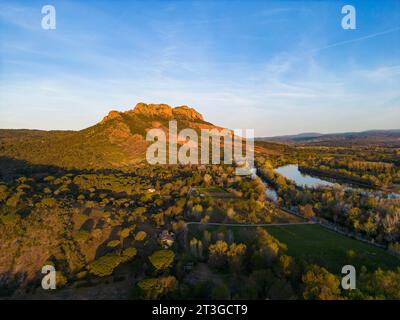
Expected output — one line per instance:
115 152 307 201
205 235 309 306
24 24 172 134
261 164 400 201
275 164 334 188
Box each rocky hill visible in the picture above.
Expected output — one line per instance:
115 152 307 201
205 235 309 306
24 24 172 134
0 103 221 170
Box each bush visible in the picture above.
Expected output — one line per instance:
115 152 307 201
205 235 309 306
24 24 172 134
119 228 131 238
148 250 175 272
56 272 68 288
135 231 147 241
121 247 137 261
211 282 230 299
388 243 400 258
0 184 8 202
107 240 120 248
89 254 122 277
302 265 341 300
76 271 88 279
136 276 177 299
74 230 90 242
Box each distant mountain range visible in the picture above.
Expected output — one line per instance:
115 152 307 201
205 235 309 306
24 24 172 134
256 130 400 147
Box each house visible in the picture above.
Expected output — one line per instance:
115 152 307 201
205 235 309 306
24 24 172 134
159 230 174 248
189 187 199 196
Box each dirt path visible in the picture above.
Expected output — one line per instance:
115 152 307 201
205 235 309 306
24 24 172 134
185 221 315 227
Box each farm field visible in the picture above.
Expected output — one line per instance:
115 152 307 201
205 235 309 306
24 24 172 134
265 224 399 273
187 223 399 274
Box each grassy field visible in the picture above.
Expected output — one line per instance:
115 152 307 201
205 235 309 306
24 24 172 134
187 223 399 274
265 224 399 273
196 186 237 199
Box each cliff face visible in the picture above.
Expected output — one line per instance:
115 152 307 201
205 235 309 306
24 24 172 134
131 103 174 119
101 103 204 122
100 103 205 126
172 105 204 121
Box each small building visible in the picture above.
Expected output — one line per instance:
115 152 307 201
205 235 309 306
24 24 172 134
189 187 199 196
159 230 175 248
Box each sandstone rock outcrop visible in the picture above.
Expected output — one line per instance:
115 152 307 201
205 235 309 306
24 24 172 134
130 102 204 121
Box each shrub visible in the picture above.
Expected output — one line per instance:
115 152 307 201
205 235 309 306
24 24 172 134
302 265 341 300
119 228 131 239
148 250 175 272
56 272 68 288
74 230 90 242
135 231 147 241
0 184 8 202
211 282 230 299
39 197 57 207
388 242 400 258
76 271 88 279
121 247 137 261
107 240 120 248
136 276 177 299
89 254 122 277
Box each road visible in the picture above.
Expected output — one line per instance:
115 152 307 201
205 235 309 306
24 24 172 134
185 221 315 227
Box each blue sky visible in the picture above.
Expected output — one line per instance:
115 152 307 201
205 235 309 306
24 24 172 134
0 0 399 136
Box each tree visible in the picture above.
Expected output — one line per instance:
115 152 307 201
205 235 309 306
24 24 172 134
56 272 68 288
203 174 212 187
227 243 246 272
190 238 203 259
121 247 137 261
208 240 229 268
388 242 400 258
136 276 177 299
192 204 203 215
363 216 376 236
359 268 400 299
255 228 287 264
0 184 9 202
302 265 341 300
300 204 315 219
149 250 175 272
119 228 131 239
278 255 294 277
211 282 231 299
107 240 120 248
89 254 122 277
208 241 246 271
268 278 295 299
135 230 147 241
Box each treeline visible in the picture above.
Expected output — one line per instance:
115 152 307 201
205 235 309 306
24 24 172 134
305 159 400 188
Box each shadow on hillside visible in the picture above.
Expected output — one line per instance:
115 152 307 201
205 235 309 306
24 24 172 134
0 271 29 298
0 156 135 183
94 226 123 259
